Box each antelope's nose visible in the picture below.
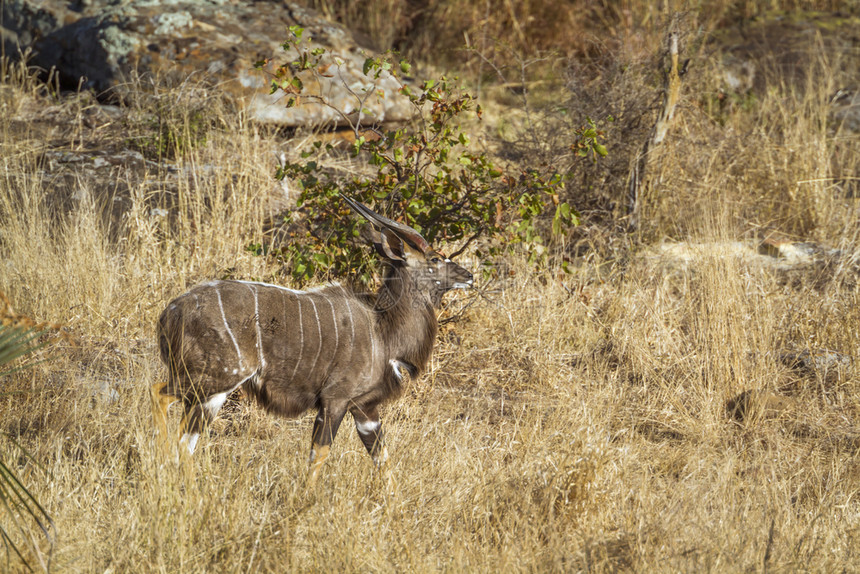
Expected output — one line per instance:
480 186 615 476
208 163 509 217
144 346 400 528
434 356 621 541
450 269 474 290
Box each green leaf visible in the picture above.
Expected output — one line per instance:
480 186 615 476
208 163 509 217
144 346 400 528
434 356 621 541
594 143 608 157
400 59 412 74
289 25 304 39
363 58 375 76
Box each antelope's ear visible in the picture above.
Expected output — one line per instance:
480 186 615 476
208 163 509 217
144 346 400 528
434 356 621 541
373 228 406 261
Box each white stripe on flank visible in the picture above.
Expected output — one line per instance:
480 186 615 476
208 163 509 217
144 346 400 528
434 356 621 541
321 296 339 375
288 293 304 383
249 284 266 370
217 288 244 371
342 294 356 361
328 297 338 349
355 419 380 434
306 297 323 377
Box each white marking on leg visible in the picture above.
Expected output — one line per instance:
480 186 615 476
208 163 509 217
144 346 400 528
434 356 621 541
356 419 381 435
179 432 200 455
389 359 404 382
217 288 244 371
374 445 389 467
248 284 267 371
204 391 229 418
180 379 247 455
288 293 304 383
306 297 323 376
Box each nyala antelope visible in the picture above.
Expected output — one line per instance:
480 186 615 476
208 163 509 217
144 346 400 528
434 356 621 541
151 196 473 482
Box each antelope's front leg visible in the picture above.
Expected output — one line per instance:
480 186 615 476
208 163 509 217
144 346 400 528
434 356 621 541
150 382 179 455
308 404 347 485
351 405 388 468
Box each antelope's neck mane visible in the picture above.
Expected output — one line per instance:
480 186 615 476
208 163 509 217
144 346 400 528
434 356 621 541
374 263 437 376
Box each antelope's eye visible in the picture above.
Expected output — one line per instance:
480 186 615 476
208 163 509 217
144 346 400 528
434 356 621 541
430 256 441 263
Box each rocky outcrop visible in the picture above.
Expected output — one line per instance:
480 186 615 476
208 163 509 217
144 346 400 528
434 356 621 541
2 0 412 127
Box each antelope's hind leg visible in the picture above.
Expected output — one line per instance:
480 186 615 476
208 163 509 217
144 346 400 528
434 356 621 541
308 404 348 486
150 382 180 455
178 390 232 457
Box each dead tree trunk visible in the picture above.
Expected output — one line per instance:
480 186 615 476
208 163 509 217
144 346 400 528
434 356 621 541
627 23 685 231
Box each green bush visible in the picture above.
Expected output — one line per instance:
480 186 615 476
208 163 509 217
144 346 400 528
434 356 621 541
255 27 606 283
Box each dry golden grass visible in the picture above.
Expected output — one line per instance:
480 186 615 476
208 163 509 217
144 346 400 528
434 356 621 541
302 0 857 70
1 34 860 572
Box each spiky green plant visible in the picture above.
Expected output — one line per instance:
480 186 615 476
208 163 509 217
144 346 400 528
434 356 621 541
0 324 55 572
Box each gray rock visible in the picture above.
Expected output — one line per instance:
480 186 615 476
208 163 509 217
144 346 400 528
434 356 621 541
830 88 860 134
758 235 841 265
4 0 413 127
779 349 852 381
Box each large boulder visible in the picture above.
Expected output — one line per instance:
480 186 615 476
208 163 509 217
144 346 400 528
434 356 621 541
2 0 412 127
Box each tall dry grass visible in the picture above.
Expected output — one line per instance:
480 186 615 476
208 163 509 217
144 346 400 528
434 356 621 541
302 0 858 68
1 28 860 572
